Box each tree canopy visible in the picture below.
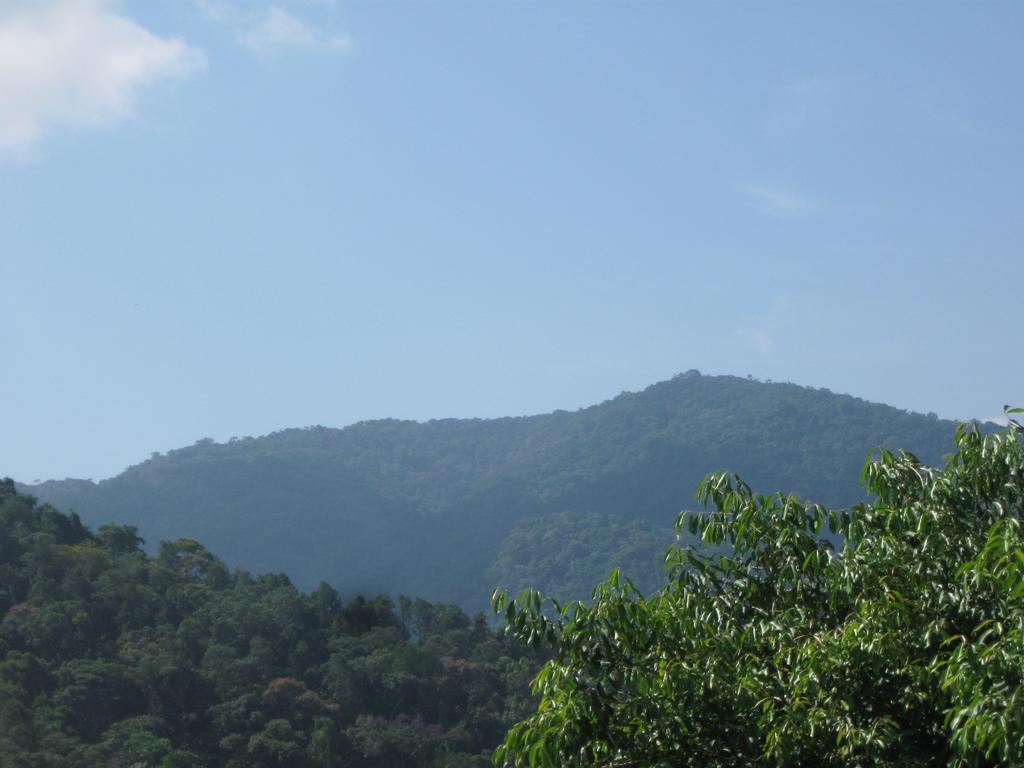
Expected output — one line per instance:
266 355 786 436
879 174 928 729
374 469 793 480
0 479 544 767
494 413 1024 766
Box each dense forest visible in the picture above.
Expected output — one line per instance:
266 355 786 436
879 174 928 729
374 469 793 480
4 409 1021 766
24 373 973 610
0 480 544 767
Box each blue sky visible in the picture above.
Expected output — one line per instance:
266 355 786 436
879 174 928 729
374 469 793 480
1 0 1022 482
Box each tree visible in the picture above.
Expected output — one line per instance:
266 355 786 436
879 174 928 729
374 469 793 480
96 523 144 555
247 718 306 768
493 414 1024 767
0 478 548 767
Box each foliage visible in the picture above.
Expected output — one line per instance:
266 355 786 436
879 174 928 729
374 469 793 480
494 414 1024 767
0 479 543 767
25 373 967 610
487 511 678 601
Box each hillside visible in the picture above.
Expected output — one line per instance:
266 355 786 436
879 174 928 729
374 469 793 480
23 373 968 610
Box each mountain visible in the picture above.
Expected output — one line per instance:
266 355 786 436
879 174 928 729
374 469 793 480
22 373 971 610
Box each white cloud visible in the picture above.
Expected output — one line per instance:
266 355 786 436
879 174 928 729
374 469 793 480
241 7 351 55
741 183 815 216
198 2 351 57
739 295 794 357
195 0 233 25
750 328 774 355
0 0 205 152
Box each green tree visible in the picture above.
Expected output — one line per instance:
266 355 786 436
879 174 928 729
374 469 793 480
96 715 174 766
96 523 144 555
247 718 306 767
494 415 1024 767
0 476 545 766
308 716 345 768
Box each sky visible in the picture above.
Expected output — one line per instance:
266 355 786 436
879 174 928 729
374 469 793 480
1 0 1022 483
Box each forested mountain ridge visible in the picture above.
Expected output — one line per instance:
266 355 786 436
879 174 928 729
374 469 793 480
23 373 973 609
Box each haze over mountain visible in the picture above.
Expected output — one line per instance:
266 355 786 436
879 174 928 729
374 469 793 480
23 373 970 610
